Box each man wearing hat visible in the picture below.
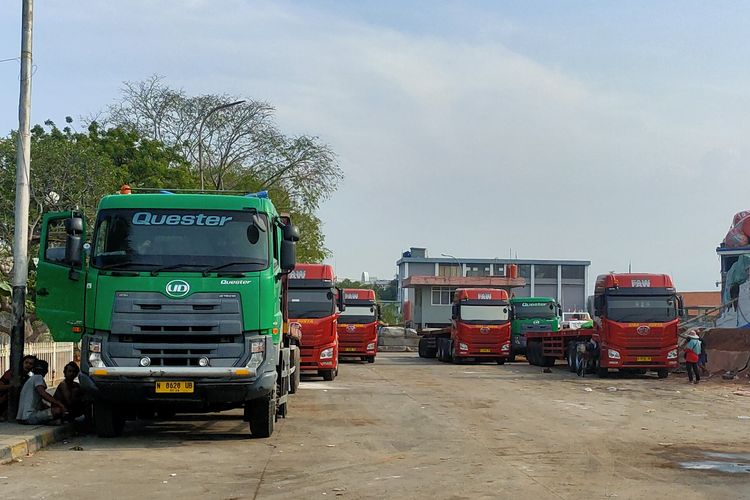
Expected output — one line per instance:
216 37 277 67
683 330 702 384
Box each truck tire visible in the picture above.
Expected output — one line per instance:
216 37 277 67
527 341 539 366
507 352 516 363
566 346 576 373
597 367 609 378
496 358 505 365
94 401 125 438
289 354 301 395
321 369 335 381
247 392 275 438
367 356 375 363
656 368 669 379
418 338 428 358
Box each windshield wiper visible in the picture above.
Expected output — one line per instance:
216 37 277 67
201 260 265 276
149 264 209 276
100 261 160 271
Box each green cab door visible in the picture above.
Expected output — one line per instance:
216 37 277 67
35 211 87 342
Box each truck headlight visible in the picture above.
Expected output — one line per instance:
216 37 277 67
320 347 334 359
667 349 678 360
88 341 105 368
501 342 510 351
608 349 621 360
366 343 375 350
459 343 468 351
246 338 265 371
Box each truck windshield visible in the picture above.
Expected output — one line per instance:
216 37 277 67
288 289 335 319
605 296 677 323
339 305 376 324
461 305 509 322
513 302 557 320
91 209 269 272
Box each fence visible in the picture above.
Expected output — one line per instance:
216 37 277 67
0 342 75 386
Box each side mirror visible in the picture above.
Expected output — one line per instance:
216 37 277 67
677 295 685 317
451 303 459 320
64 216 84 267
65 235 82 266
376 304 382 320
336 288 346 312
283 223 300 242
280 240 296 271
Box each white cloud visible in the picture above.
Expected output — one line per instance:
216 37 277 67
1 1 746 290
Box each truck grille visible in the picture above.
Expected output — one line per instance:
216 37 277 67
105 292 245 367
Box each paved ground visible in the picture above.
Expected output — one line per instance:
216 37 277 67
3 353 750 499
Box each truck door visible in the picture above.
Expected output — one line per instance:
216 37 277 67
35 212 87 342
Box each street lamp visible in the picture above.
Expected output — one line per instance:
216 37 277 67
197 100 246 190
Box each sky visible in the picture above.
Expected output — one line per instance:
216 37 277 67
1 0 749 290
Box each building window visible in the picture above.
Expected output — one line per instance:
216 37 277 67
438 264 461 277
431 287 456 305
493 264 506 277
518 265 531 279
561 265 585 280
466 264 490 277
534 264 558 279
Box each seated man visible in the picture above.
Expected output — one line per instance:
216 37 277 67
17 359 66 425
0 354 37 420
53 362 85 421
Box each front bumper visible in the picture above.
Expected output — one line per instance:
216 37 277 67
79 366 276 408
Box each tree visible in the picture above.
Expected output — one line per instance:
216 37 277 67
106 76 342 259
0 118 196 262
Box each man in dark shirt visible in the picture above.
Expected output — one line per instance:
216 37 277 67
0 354 36 420
53 362 85 421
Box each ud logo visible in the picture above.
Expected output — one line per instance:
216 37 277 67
165 280 190 298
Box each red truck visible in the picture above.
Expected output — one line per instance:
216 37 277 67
418 288 512 364
288 263 345 381
337 289 379 363
525 273 681 378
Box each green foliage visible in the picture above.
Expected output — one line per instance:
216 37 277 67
380 303 403 326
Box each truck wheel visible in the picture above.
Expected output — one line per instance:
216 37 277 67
367 356 375 364
496 358 505 365
418 338 427 358
247 393 275 438
597 367 609 378
289 354 301 395
527 341 538 366
507 353 516 363
321 369 335 381
94 401 125 438
425 342 437 358
656 368 669 379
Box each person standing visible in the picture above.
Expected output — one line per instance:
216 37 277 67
684 330 702 385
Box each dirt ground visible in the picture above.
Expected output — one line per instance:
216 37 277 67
3 352 750 499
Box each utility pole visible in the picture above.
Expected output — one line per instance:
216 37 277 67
197 100 245 190
8 0 34 422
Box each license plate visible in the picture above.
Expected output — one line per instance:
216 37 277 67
344 348 357 352
636 356 652 362
479 348 491 353
155 381 194 393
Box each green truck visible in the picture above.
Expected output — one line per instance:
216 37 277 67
509 297 561 361
35 189 300 438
